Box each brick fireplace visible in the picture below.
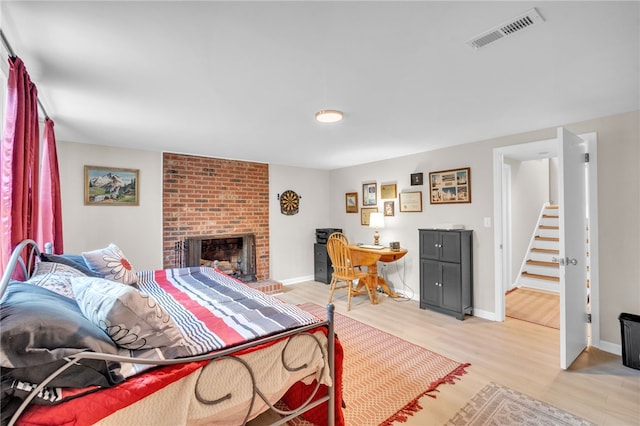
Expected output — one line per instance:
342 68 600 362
162 153 269 280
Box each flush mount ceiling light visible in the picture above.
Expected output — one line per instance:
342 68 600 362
315 109 343 123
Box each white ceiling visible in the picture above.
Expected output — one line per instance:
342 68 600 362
1 1 638 170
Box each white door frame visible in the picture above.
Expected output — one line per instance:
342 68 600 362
492 132 600 349
502 164 513 290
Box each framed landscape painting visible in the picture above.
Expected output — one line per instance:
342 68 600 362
429 167 471 204
84 165 139 206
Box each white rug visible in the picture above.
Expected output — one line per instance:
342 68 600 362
445 382 595 426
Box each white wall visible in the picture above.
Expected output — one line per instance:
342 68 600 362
549 157 559 204
57 141 163 270
268 164 331 284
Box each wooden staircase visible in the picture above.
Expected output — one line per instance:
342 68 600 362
516 204 560 292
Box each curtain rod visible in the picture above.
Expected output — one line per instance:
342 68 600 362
0 28 50 120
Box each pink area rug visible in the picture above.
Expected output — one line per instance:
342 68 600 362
297 302 470 425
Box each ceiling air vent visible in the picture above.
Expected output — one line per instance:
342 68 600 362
467 8 544 50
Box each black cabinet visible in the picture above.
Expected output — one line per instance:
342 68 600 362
314 243 333 284
419 229 473 320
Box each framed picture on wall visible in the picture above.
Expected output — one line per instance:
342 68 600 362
380 183 397 199
429 167 471 204
345 192 358 213
84 165 139 206
384 200 395 217
362 182 377 206
410 172 423 186
399 191 422 212
361 207 378 226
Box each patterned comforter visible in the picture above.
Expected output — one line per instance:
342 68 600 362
9 267 340 426
121 267 321 376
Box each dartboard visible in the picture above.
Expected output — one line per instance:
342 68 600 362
280 190 300 215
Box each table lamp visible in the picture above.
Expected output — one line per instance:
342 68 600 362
369 212 385 245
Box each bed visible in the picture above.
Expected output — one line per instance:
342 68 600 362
0 239 343 426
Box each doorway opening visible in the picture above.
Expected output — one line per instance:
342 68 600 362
492 131 600 367
503 157 560 329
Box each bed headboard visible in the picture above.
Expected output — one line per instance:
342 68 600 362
0 239 42 298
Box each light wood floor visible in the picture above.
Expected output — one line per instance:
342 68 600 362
272 281 640 426
506 286 560 329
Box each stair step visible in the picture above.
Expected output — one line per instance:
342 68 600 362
535 236 559 242
538 228 559 238
526 259 559 268
521 272 560 282
529 251 556 262
531 248 560 254
542 214 559 219
539 225 559 230
547 205 559 209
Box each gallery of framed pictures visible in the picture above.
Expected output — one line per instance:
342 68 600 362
84 165 139 206
429 167 471 204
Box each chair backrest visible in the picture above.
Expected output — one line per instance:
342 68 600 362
326 235 357 278
328 232 349 245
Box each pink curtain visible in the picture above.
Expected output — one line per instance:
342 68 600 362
0 57 40 274
37 118 63 253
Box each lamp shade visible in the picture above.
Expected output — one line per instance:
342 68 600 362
369 212 385 228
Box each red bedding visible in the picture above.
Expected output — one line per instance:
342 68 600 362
16 330 344 426
282 335 345 426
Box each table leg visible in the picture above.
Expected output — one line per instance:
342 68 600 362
355 275 378 304
376 276 399 298
355 265 400 301
366 264 399 298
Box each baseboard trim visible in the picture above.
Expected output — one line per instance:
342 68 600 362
281 275 315 285
472 308 496 321
596 340 622 356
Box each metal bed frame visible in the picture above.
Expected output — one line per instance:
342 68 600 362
1 239 336 426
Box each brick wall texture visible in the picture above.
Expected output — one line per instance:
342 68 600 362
162 153 270 280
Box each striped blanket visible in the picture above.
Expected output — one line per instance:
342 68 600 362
120 267 321 376
139 267 319 353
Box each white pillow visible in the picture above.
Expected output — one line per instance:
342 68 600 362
25 262 86 299
82 243 137 284
71 277 188 355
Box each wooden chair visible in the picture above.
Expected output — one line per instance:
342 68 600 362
326 233 373 311
327 232 362 270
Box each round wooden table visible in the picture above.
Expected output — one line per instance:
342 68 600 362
347 245 408 304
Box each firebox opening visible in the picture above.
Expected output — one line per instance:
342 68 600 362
183 234 257 282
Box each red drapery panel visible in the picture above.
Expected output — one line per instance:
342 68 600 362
37 118 63 254
0 57 40 275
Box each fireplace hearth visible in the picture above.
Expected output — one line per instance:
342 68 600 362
182 234 257 282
